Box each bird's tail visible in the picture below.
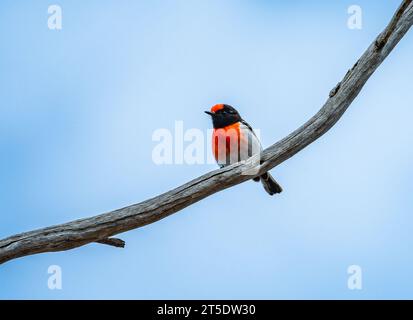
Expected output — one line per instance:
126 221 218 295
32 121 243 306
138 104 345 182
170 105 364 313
256 172 283 196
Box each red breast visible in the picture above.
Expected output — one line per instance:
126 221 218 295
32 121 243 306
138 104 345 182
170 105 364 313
212 122 242 163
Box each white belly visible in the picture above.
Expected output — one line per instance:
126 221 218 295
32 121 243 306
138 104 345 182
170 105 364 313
238 122 262 161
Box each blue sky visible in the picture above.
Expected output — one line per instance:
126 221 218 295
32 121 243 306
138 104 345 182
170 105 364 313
1 0 413 299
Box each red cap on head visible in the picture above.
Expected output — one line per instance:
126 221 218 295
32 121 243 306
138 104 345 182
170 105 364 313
211 104 224 113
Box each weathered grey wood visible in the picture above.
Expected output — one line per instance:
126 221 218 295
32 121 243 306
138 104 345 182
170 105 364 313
1 0 412 265
96 237 125 248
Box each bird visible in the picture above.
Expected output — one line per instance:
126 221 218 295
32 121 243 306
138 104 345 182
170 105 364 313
205 104 282 196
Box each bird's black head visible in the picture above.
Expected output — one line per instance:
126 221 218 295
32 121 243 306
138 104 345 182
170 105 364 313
205 104 242 128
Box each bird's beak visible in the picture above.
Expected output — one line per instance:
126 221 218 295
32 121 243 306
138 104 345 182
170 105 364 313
204 111 214 116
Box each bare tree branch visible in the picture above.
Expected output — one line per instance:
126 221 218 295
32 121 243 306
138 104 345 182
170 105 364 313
1 1 412 265
95 237 125 248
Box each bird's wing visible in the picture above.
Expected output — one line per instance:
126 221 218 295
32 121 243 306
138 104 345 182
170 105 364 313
239 120 262 161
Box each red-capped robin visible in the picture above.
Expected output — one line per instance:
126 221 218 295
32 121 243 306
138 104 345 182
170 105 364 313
205 104 282 196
